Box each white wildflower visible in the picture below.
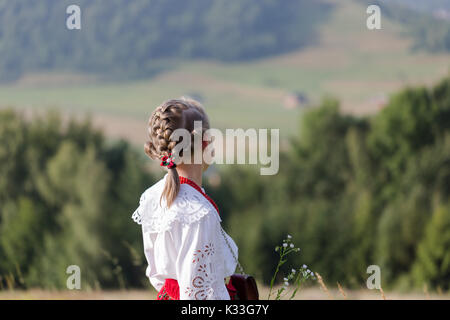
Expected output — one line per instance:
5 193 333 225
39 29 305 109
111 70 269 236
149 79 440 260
290 243 294 248
283 243 288 248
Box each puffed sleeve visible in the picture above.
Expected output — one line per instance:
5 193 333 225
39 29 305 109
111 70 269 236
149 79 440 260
132 189 166 292
173 213 230 300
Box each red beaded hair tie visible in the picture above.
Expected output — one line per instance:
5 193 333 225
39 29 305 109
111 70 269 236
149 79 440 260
160 153 176 169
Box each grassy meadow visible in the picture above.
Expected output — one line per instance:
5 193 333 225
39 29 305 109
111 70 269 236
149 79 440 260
1 285 449 300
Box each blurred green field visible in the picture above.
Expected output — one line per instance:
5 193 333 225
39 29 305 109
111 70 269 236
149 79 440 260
0 0 448 145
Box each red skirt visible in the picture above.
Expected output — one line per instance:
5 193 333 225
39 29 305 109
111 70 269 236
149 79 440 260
156 278 237 300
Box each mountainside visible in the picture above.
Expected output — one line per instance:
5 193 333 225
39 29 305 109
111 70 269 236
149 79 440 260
373 0 450 52
388 0 450 12
0 0 449 144
0 0 332 82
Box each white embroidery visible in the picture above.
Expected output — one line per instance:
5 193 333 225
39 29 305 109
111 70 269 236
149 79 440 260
184 242 228 300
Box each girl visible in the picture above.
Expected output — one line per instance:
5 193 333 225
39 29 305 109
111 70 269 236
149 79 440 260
132 98 238 300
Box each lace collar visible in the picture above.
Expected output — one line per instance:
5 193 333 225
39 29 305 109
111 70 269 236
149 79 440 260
132 175 221 233
179 176 220 217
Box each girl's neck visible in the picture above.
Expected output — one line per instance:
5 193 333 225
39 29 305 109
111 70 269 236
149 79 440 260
176 164 203 187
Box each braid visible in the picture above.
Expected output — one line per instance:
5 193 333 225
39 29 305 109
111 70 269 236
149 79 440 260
145 98 209 208
145 101 187 160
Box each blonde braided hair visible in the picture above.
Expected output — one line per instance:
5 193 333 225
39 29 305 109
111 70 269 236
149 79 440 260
145 98 209 207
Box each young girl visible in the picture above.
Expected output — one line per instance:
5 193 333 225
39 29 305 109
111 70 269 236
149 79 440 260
132 98 238 300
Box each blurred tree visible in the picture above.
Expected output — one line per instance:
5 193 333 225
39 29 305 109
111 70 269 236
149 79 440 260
0 111 27 204
412 204 450 291
0 197 45 286
0 109 155 289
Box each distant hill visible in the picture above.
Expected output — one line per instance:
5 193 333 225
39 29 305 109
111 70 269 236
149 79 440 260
388 0 450 12
1 0 449 145
0 0 332 82
372 0 450 52
1 0 449 83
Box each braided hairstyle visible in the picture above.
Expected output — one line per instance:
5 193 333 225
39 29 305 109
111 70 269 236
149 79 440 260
145 98 210 207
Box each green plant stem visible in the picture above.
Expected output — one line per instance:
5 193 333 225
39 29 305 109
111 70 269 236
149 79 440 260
268 247 286 299
268 247 297 299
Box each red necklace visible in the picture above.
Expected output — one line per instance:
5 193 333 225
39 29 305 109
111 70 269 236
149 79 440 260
179 176 220 216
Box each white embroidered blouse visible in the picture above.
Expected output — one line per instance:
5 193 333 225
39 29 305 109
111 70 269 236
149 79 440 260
132 175 238 300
